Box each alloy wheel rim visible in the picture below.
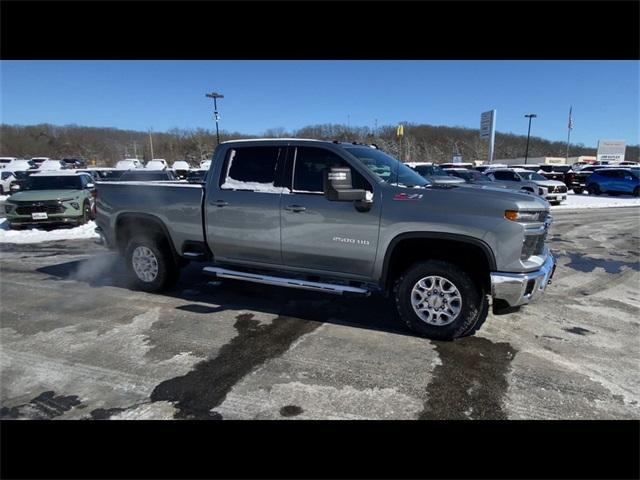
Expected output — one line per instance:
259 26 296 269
132 246 159 282
410 275 462 326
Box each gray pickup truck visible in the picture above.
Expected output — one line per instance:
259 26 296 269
95 139 556 340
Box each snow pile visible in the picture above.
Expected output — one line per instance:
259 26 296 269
0 195 8 202
0 219 100 244
551 192 640 210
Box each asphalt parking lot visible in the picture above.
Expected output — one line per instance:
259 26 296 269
1 207 639 420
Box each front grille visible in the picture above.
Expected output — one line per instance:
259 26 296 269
521 231 547 260
15 201 65 215
547 185 567 194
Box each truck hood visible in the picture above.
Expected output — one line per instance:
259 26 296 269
7 189 83 202
416 183 549 210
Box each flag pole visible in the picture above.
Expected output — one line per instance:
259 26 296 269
565 106 572 164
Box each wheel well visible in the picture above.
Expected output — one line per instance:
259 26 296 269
521 187 534 192
383 237 493 294
115 214 178 261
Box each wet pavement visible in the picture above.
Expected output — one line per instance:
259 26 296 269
1 207 639 419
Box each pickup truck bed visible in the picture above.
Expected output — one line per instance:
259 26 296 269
97 181 205 254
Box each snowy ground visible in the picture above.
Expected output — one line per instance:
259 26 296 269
0 219 99 244
551 191 640 210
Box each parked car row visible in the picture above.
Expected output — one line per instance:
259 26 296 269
408 161 639 200
406 163 567 204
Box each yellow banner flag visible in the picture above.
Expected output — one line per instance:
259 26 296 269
396 124 404 138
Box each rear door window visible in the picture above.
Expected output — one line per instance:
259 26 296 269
492 171 518 181
220 146 283 193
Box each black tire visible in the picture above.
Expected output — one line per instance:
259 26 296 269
634 187 639 197
79 201 91 225
588 184 600 195
573 187 583 194
124 235 180 292
393 260 489 341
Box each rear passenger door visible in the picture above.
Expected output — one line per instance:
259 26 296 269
280 146 381 278
205 145 286 266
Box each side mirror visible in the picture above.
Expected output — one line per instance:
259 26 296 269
323 167 366 202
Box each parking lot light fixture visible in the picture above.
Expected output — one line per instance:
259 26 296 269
206 91 224 145
524 113 537 164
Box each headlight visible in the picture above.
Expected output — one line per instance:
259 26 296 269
4 203 14 214
505 210 547 222
70 202 80 210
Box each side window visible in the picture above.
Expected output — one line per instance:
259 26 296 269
220 146 282 193
292 147 372 194
493 171 515 181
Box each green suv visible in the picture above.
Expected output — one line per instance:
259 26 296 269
4 173 96 229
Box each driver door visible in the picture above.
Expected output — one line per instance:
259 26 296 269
280 146 381 278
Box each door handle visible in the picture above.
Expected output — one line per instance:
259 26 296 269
285 204 306 212
210 200 229 207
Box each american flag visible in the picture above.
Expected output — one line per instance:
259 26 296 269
568 106 574 130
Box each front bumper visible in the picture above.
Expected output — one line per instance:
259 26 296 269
544 193 566 202
490 254 556 307
7 216 83 228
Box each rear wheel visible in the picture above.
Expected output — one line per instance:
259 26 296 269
634 187 639 197
393 260 489 340
588 184 600 195
125 235 180 292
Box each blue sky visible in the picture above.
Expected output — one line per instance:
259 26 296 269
1 60 638 147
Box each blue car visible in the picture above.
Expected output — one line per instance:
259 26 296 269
586 168 639 196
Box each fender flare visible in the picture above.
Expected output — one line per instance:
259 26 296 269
380 231 497 285
114 212 180 261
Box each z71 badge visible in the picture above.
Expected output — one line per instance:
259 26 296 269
393 193 423 201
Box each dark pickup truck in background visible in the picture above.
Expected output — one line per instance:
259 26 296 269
95 139 555 340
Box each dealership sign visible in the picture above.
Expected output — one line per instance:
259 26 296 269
480 110 494 139
597 140 626 163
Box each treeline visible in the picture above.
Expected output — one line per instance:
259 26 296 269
1 123 637 167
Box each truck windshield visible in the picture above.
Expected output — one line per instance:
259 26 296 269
343 147 428 187
24 176 83 190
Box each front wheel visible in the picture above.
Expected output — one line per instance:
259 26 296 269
125 235 180 292
393 260 488 340
79 201 91 225
588 184 600 195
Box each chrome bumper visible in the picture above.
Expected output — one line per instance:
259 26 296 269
490 254 556 307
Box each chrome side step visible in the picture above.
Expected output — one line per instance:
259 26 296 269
203 266 370 296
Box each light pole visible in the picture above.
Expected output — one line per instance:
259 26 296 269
205 91 224 145
524 113 537 164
